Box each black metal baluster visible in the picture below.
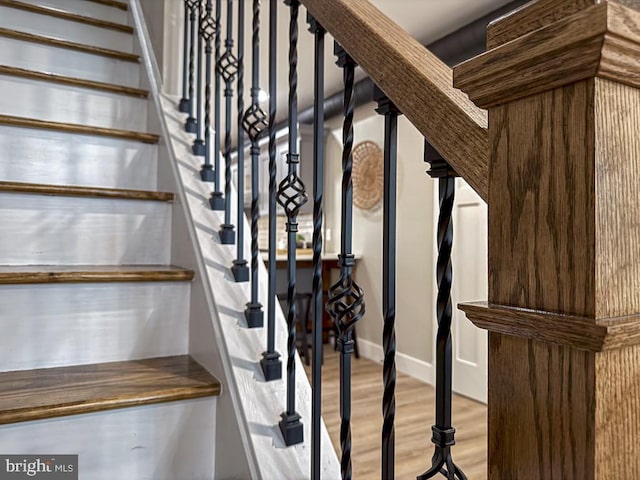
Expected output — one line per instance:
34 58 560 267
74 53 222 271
242 0 267 327
179 0 191 113
192 0 206 156
308 13 325 480
185 0 200 133
277 0 305 447
260 0 282 382
374 85 402 480
418 143 467 480
231 0 248 280
217 0 238 245
210 0 225 210
199 0 216 182
327 43 365 480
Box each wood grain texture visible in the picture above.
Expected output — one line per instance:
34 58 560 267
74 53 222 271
487 0 597 48
0 114 159 144
0 0 133 33
300 0 489 202
86 0 128 10
0 355 220 425
0 65 147 97
0 181 173 202
0 265 194 284
0 27 138 62
488 80 596 317
488 333 596 479
456 3 640 108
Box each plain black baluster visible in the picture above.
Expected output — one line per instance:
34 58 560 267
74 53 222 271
276 0 305 447
418 143 467 480
308 13 325 480
179 0 191 113
185 0 199 133
192 0 206 156
242 0 267 328
199 0 216 182
217 0 238 245
232 0 248 280
326 43 366 480
260 0 282 382
210 0 225 210
374 85 402 480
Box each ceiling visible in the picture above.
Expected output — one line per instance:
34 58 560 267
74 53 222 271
227 0 515 144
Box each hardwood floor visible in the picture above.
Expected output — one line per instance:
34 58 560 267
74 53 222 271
306 349 487 479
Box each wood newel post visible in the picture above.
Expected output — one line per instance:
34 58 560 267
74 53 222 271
455 1 640 478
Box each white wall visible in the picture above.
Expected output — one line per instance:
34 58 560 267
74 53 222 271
325 104 436 368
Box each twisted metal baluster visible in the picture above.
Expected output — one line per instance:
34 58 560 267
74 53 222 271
260 0 282 382
179 0 191 113
242 0 267 327
199 0 216 182
277 0 305 447
185 0 199 133
327 43 365 480
231 0 248 280
209 0 225 210
217 0 238 245
192 0 206 156
418 143 467 480
374 85 402 480
308 13 325 480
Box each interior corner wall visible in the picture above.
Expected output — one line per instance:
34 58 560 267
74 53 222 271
324 103 436 369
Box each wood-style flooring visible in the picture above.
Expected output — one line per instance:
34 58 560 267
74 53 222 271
306 349 487 479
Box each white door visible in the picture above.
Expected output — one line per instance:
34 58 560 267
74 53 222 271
433 178 488 403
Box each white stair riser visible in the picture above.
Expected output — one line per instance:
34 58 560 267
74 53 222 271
0 282 190 372
0 76 148 132
0 398 216 480
0 193 172 265
19 0 130 25
0 126 158 190
0 37 140 88
0 6 134 53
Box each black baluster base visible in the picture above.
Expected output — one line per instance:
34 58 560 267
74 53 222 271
185 116 198 133
210 192 225 210
200 165 215 182
232 259 249 282
244 302 264 328
417 427 467 480
279 411 303 446
260 351 282 381
192 139 206 156
219 224 235 245
179 98 191 113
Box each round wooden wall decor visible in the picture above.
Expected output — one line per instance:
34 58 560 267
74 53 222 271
352 140 384 211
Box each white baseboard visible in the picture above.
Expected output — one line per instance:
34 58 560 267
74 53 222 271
357 338 434 386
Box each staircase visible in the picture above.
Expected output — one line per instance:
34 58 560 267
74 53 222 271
0 0 222 478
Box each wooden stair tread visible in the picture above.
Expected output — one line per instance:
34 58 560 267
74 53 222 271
0 0 133 33
87 0 128 10
0 114 159 144
0 265 195 284
0 65 147 97
0 27 139 62
0 355 220 425
0 181 174 202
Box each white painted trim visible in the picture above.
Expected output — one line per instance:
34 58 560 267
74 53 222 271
129 0 163 94
357 338 435 386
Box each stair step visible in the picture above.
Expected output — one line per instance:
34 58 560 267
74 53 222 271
0 181 172 202
0 265 193 284
0 355 220 425
0 65 146 97
18 0 128 24
0 27 138 62
89 0 127 10
0 114 158 143
0 0 132 33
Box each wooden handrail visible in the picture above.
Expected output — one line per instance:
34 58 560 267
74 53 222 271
300 0 489 202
